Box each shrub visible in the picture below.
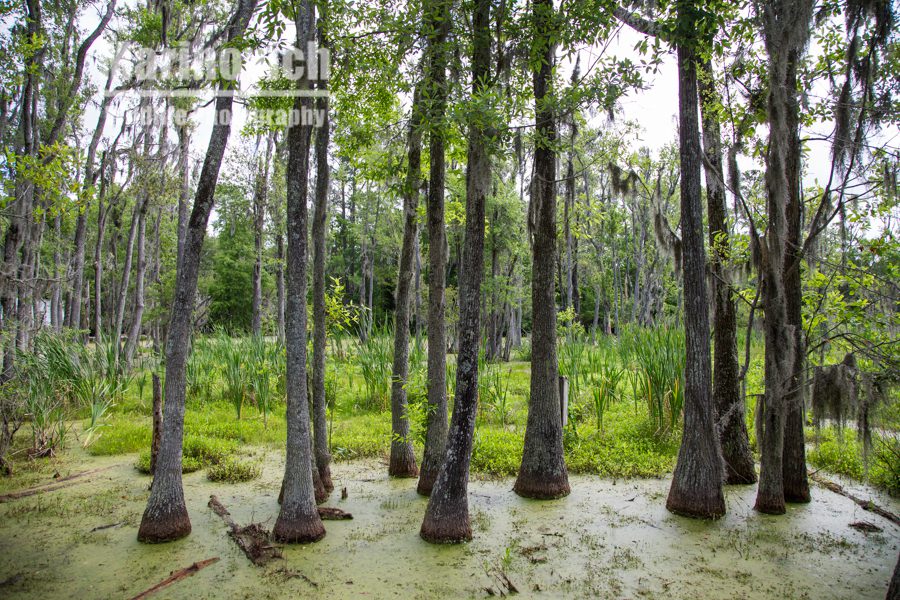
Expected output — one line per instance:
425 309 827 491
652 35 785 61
207 456 261 483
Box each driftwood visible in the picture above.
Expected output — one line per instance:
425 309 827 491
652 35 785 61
318 506 353 520
810 472 900 527
0 465 119 503
208 495 282 566
128 557 219 600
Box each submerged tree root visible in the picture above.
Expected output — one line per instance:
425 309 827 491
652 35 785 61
810 473 900 527
0 465 120 503
208 495 283 566
128 557 219 599
317 506 353 520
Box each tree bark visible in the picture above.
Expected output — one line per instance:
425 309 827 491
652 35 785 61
175 124 191 272
273 0 325 544
137 0 258 544
311 23 332 491
388 85 423 478
781 44 811 504
420 0 491 542
113 193 145 367
665 10 725 519
417 0 451 496
251 133 273 336
698 59 756 485
514 0 570 501
123 209 147 367
753 0 814 515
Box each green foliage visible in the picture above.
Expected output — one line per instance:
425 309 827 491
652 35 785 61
208 182 258 332
620 325 685 434
355 331 392 410
88 417 150 456
479 362 513 427
207 456 262 483
808 428 900 497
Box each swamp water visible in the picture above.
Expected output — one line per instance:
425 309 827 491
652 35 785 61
0 452 897 598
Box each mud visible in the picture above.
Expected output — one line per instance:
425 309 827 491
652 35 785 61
0 449 897 598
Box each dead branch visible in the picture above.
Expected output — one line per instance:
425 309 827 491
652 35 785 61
128 557 219 600
810 472 900 527
0 465 119 503
208 495 282 566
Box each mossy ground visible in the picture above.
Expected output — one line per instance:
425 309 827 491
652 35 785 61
1 336 897 597
0 452 897 599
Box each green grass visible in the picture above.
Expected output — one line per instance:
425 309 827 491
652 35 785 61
7 329 897 497
808 427 900 496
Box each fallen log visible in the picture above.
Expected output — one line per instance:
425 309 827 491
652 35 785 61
810 472 900 527
208 495 282 566
128 557 219 600
0 465 119 503
318 506 353 520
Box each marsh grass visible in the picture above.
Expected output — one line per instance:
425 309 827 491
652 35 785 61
356 329 392 410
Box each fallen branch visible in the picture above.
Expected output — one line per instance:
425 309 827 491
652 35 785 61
89 521 124 533
810 472 900 527
0 465 119 503
318 506 353 520
128 557 219 600
208 495 282 566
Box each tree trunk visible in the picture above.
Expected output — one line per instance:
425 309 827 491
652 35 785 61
123 210 147 367
251 133 272 337
781 45 811 505
514 0 570 501
175 124 191 272
273 0 325 544
420 0 490 542
113 195 144 367
665 19 725 519
417 0 451 496
137 0 258 544
275 230 285 341
388 85 423 479
93 167 110 340
1 0 41 381
69 67 116 332
754 0 814 515
698 59 756 485
311 30 333 491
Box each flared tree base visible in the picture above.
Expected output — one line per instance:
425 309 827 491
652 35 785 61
389 444 419 479
723 453 757 485
513 472 570 500
420 516 472 544
313 467 329 504
724 468 758 486
319 465 334 493
783 476 810 504
272 514 326 544
666 488 726 519
754 494 786 515
137 503 192 543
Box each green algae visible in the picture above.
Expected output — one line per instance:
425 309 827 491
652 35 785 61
0 451 897 598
